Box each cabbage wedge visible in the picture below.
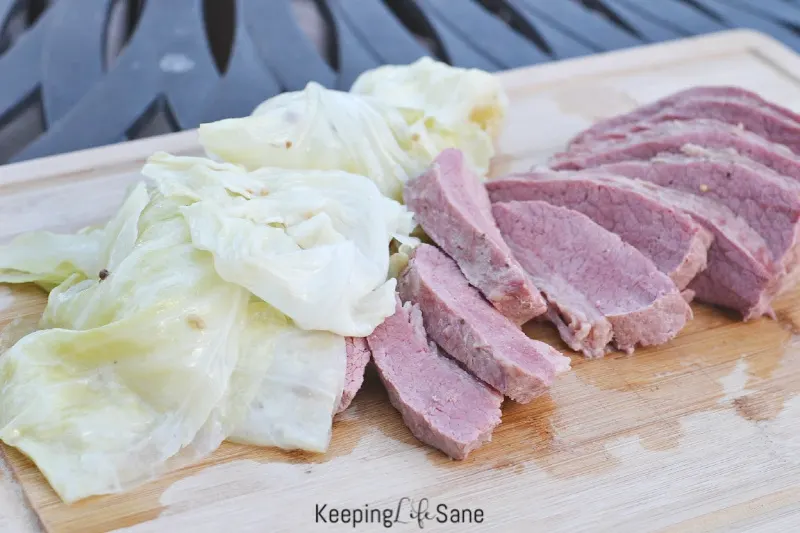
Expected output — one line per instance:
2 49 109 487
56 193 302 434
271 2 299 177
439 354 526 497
197 82 423 201
350 56 508 138
351 57 508 177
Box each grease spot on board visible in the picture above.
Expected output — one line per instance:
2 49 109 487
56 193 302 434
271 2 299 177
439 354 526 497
731 394 784 422
715 359 783 422
775 307 800 334
536 326 692 460
718 358 753 403
481 371 623 480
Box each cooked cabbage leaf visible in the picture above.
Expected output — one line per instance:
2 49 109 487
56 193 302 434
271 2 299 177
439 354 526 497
350 56 508 138
0 182 149 290
142 152 415 336
229 327 346 452
197 82 424 201
0 178 352 503
0 191 257 502
351 57 508 176
191 298 296 454
0 182 346 503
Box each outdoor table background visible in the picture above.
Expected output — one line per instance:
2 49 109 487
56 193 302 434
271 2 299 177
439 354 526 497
3 0 800 164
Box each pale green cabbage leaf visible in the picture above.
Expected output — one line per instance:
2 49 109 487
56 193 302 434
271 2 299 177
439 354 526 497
0 182 150 290
350 56 508 138
197 82 424 201
0 190 254 503
229 327 346 452
351 57 509 177
142 152 416 336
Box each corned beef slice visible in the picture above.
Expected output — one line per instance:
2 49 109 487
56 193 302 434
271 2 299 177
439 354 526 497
335 337 372 414
552 119 800 180
569 87 800 151
486 173 713 291
403 148 546 325
503 172 777 319
368 298 502 460
397 244 569 402
492 201 691 356
596 150 800 284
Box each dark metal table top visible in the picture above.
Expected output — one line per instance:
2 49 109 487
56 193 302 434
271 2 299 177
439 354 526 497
2 0 800 165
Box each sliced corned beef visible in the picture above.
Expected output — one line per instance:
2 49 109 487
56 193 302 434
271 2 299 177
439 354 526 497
508 171 778 319
493 200 691 357
335 337 372 414
486 172 713 291
570 86 800 151
552 119 800 180
368 297 502 460
397 244 570 401
596 150 800 283
403 148 546 325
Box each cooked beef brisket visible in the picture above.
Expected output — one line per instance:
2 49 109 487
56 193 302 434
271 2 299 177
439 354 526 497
404 148 547 325
503 171 777 319
335 337 372 414
492 200 690 356
486 172 713 291
552 119 800 181
569 87 800 152
596 150 800 282
397 244 570 401
368 298 503 460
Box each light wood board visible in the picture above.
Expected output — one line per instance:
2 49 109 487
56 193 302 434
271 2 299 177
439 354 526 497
2 29 800 533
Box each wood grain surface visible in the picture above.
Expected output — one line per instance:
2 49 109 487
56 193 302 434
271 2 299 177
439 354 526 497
2 29 800 533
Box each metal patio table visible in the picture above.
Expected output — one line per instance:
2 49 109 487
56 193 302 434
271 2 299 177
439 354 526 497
1 0 800 164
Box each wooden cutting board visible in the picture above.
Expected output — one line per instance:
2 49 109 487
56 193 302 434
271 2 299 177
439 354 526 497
2 29 800 533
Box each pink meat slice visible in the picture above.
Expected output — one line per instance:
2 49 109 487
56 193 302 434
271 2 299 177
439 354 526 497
500 171 778 320
398 244 570 401
492 201 691 357
569 86 800 151
486 172 713 291
368 297 503 460
404 148 546 325
552 119 800 181
335 337 372 414
595 149 800 283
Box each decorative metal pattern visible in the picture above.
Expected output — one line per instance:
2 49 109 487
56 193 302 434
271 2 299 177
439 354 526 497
1 0 800 164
